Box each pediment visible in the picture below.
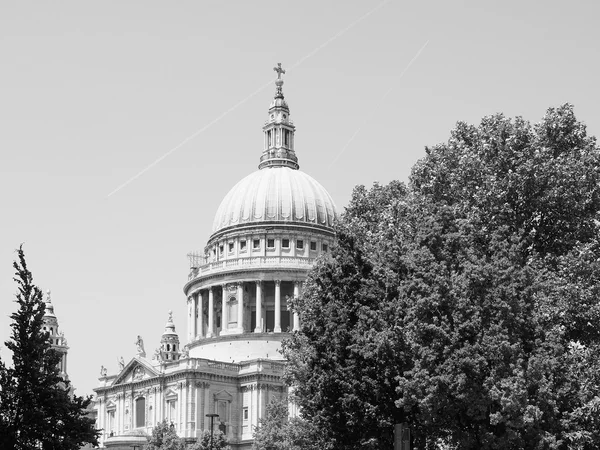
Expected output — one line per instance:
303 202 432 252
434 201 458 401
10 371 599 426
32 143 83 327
214 389 233 401
112 357 159 386
164 388 178 400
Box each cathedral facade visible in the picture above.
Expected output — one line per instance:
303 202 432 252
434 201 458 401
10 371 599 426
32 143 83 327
93 66 338 449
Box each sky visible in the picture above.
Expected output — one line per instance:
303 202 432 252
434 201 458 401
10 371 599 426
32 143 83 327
1 0 599 396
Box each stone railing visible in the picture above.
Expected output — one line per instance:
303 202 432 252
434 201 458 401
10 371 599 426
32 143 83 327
188 256 315 280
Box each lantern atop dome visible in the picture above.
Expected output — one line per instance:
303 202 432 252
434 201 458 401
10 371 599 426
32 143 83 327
259 63 299 170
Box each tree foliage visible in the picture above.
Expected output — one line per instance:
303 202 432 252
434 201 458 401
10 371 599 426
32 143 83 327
0 246 99 450
189 429 230 450
145 420 185 450
283 104 600 449
252 399 327 450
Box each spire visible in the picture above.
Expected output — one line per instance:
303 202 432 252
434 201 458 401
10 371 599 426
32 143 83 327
259 63 299 170
44 289 56 317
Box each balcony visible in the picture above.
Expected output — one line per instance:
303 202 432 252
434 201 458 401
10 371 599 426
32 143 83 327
188 255 316 281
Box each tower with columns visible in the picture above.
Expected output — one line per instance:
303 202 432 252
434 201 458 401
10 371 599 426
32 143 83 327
42 289 69 380
94 65 337 449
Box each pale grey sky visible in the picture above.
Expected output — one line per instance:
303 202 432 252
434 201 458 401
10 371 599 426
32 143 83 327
1 0 599 396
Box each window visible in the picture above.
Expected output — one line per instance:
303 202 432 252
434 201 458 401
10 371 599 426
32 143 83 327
284 130 290 146
219 245 224 254
243 408 249 421
310 241 317 251
167 400 177 423
296 240 304 250
322 243 328 252
267 239 275 248
240 240 247 251
253 239 260 249
228 242 234 253
135 397 145 428
282 238 290 248
107 409 115 433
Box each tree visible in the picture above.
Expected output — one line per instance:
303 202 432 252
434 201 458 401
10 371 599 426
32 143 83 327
0 246 99 449
252 398 327 450
189 429 230 450
283 104 600 449
146 420 185 450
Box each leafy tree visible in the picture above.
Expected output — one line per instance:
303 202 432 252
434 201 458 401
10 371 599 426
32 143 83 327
189 429 230 450
283 105 600 449
0 246 99 449
146 420 185 450
252 398 327 450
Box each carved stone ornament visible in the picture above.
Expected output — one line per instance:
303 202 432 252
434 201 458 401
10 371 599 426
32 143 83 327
133 366 144 381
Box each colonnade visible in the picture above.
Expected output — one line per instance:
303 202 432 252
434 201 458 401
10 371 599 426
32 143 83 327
187 280 302 340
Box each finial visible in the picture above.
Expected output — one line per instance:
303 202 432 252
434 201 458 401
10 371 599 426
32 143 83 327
46 289 52 303
273 63 285 98
168 310 173 322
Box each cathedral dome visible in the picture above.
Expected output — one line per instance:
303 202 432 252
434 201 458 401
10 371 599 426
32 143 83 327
212 166 337 235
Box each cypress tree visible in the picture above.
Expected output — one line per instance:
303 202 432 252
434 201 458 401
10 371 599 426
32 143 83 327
0 246 99 449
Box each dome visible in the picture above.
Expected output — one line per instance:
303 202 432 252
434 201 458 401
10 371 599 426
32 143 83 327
212 166 337 235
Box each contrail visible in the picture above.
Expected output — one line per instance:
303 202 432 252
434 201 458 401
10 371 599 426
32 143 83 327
328 40 430 169
107 79 273 198
107 0 391 198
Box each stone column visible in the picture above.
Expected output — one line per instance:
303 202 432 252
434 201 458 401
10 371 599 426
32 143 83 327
198 291 204 338
207 287 214 338
221 284 228 334
274 280 281 333
254 281 263 333
187 296 193 341
237 282 244 332
191 294 197 340
293 282 300 331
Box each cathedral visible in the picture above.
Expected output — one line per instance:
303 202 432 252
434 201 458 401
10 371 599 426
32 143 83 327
92 65 338 449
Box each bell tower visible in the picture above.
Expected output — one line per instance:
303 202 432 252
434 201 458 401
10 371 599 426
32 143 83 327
42 290 69 380
160 311 181 362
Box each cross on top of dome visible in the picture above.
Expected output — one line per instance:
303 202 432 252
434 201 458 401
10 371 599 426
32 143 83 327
273 63 285 79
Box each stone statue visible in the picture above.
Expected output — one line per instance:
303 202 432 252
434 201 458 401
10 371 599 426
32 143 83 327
100 365 107 377
181 345 189 359
153 348 161 360
118 356 125 370
135 335 146 357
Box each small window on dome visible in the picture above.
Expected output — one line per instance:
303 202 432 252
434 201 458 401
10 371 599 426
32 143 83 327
253 239 260 250
282 239 290 248
228 242 234 253
240 240 247 251
296 240 304 250
322 243 328 252
267 239 275 249
310 241 317 251
219 245 224 254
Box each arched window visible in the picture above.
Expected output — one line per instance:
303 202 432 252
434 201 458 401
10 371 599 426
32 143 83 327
135 397 145 428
